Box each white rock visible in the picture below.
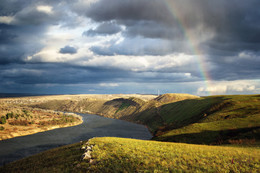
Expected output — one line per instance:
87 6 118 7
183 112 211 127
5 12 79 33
82 152 91 160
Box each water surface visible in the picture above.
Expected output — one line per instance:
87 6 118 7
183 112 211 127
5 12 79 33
0 113 152 166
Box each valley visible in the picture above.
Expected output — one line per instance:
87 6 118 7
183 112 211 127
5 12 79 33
0 93 259 172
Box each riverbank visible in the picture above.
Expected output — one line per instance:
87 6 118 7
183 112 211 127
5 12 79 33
0 113 83 140
0 113 151 166
0 98 83 141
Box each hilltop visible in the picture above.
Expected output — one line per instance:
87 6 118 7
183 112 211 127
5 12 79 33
153 93 199 103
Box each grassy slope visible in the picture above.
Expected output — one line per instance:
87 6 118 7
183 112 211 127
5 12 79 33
1 137 259 172
154 95 260 144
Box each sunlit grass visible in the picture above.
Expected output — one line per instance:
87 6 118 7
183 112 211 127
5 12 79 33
155 114 260 144
153 95 260 144
1 137 259 172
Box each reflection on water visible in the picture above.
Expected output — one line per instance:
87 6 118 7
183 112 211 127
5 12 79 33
0 113 152 166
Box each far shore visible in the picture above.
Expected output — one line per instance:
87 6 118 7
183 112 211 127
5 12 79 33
0 113 83 141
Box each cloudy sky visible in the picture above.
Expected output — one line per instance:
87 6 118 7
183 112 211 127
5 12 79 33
0 0 260 95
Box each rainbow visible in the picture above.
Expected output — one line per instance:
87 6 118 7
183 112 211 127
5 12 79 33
163 0 212 95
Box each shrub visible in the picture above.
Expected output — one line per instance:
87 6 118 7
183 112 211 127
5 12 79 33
0 126 4 130
0 116 6 124
6 112 14 119
15 114 20 119
22 110 30 117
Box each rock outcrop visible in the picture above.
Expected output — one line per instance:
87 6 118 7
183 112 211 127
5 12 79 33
80 140 96 164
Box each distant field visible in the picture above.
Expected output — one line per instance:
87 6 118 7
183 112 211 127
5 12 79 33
1 137 259 172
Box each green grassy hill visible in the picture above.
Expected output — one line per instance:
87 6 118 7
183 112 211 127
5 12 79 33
153 95 260 145
32 94 260 145
1 137 259 173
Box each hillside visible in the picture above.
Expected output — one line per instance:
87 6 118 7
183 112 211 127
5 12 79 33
153 95 260 144
31 94 260 145
1 137 259 172
32 93 199 122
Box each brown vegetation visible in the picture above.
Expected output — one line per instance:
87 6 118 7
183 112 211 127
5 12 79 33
0 98 82 140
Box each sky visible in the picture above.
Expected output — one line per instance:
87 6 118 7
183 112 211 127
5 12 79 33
0 0 260 96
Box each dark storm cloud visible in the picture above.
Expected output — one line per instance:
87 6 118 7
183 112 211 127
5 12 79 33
208 52 260 81
0 0 73 65
90 38 188 56
0 63 130 86
59 46 77 54
83 0 260 49
83 22 122 36
82 0 173 23
0 23 47 65
0 0 34 16
82 0 260 81
124 20 183 40
0 27 17 43
0 62 196 90
0 0 67 25
81 0 183 40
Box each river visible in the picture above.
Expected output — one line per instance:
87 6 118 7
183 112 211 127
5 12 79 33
0 113 152 166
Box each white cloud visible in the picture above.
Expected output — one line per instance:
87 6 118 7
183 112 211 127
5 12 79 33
228 85 255 92
78 53 196 73
198 85 227 94
0 16 14 24
238 51 256 59
99 83 119 87
197 80 259 95
2 68 43 76
36 5 53 14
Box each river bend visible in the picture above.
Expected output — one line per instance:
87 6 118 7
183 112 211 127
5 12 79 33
0 113 152 166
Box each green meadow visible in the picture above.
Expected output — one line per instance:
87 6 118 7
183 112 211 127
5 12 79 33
1 137 259 172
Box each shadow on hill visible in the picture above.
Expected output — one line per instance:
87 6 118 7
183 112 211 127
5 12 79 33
154 126 260 145
104 98 140 107
125 96 231 135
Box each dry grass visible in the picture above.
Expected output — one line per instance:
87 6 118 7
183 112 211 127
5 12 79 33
0 98 82 140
